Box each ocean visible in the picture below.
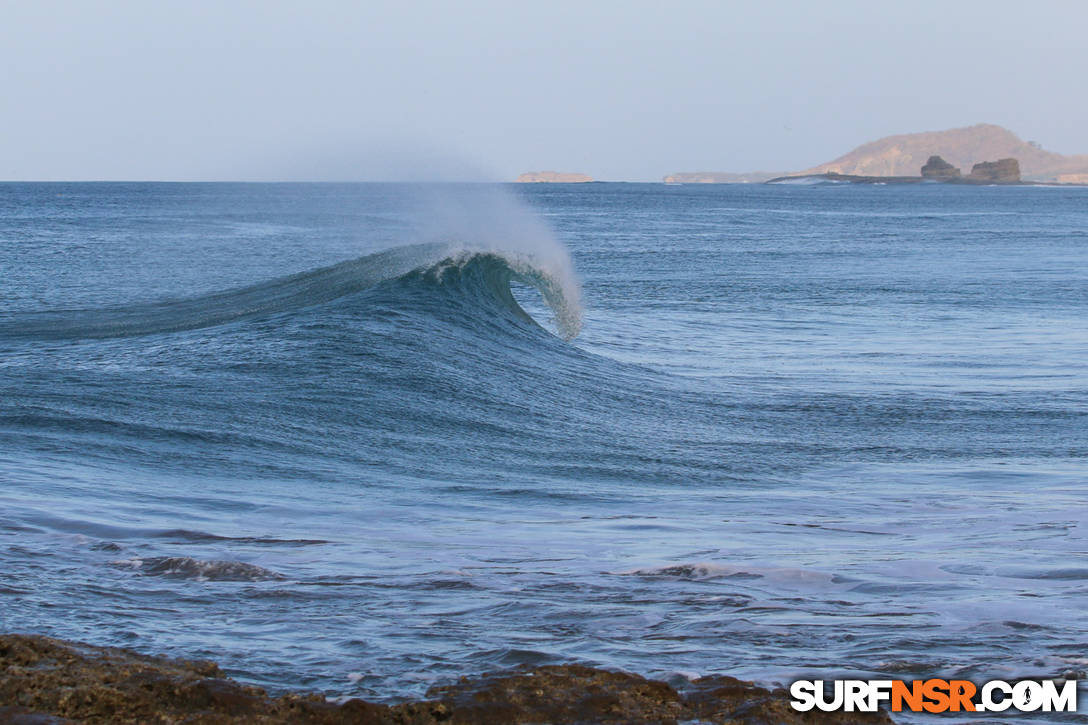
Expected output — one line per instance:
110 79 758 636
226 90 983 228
1 181 1086 719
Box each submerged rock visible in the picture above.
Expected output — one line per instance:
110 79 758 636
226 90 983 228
109 556 284 582
0 634 893 723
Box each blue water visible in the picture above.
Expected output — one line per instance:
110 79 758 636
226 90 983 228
1 182 1086 717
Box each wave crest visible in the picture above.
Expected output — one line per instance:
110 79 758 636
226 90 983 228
421 247 582 339
0 243 583 341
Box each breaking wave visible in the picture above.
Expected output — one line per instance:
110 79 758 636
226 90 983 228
0 243 583 341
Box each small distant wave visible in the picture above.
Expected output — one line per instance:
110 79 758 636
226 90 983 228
152 529 328 546
997 567 1088 581
111 556 284 582
0 242 583 341
620 562 842 587
766 176 848 186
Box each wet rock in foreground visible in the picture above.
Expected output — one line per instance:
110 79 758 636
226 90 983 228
0 634 892 724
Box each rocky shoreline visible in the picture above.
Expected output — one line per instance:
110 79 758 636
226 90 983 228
0 634 893 724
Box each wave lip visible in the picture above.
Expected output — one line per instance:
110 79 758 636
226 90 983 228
0 242 583 341
423 247 583 339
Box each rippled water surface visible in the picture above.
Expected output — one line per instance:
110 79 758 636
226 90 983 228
1 182 1086 718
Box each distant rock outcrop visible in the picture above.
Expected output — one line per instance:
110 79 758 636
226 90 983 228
663 171 782 184
797 124 1088 181
515 171 593 183
665 124 1088 185
968 158 1021 182
920 155 960 178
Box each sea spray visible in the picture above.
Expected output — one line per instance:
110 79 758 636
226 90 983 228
0 184 582 341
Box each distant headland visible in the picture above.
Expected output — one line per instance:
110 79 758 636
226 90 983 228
515 171 593 183
663 171 782 184
666 124 1088 185
768 155 1035 185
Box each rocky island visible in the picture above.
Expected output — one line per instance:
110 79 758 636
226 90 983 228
768 154 1029 185
767 155 1027 185
968 157 1021 182
922 155 1023 183
666 124 1088 185
514 171 593 183
920 155 960 179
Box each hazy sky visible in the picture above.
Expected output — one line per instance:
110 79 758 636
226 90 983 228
3 0 1086 181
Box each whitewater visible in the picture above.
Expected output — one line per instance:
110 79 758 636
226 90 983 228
1 181 1086 722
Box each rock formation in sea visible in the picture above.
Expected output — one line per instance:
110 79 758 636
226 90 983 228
514 171 593 183
920 155 960 178
667 124 1088 183
796 124 1084 181
0 634 894 724
968 158 1021 182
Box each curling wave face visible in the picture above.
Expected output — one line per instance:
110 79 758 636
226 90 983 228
0 243 583 341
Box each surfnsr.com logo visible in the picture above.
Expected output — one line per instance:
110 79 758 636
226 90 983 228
790 679 1078 714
